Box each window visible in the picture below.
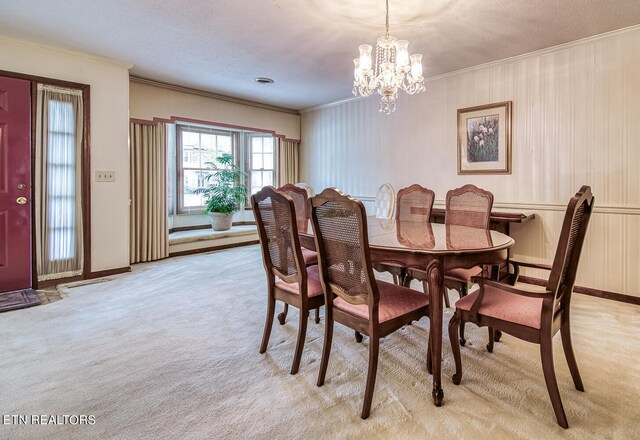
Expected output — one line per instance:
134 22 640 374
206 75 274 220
248 134 275 196
47 99 76 261
174 123 276 215
177 125 236 213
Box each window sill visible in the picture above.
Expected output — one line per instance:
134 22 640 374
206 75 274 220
168 225 258 256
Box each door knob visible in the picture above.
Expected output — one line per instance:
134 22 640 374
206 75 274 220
16 197 27 205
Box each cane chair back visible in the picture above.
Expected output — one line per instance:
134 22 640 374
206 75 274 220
278 183 309 232
546 185 594 308
253 186 303 281
310 188 377 307
374 183 395 219
396 184 435 222
445 184 494 229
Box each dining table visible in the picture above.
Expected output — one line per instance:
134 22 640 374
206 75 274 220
299 216 515 407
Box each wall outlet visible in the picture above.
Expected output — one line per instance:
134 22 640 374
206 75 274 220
95 170 116 182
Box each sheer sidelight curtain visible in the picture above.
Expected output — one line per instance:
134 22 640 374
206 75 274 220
129 122 168 263
35 85 84 281
278 139 299 185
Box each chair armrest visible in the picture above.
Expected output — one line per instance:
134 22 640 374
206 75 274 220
471 276 553 299
510 260 552 271
501 260 552 286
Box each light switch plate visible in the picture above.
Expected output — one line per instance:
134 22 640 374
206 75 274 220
95 170 116 182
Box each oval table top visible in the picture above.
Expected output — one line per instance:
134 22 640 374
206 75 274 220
301 216 514 256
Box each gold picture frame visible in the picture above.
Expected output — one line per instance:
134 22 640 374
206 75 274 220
457 101 512 175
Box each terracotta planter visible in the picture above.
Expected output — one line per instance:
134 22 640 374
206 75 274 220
210 212 234 231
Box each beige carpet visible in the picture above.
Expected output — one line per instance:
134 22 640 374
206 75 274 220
1 245 638 439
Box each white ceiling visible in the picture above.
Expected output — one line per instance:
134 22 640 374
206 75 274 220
1 0 640 111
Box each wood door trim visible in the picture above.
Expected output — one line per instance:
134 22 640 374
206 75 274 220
0 70 91 289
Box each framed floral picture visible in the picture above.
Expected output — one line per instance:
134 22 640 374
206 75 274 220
457 101 512 174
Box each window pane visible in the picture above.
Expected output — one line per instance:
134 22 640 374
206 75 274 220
47 100 76 262
183 169 207 207
182 131 198 148
252 152 263 169
251 171 263 195
263 139 273 153
263 152 273 170
252 137 263 153
217 135 232 155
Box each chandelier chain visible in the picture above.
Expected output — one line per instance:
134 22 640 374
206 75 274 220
385 0 389 36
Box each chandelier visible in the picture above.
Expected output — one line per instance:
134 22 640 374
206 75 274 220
352 0 426 114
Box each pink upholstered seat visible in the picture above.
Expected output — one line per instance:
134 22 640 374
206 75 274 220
445 266 482 283
455 284 551 329
334 280 430 323
301 248 318 266
276 265 323 298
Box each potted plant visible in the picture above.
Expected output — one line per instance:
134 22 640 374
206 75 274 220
195 153 247 231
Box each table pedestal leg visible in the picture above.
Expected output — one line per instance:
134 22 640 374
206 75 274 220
426 259 444 406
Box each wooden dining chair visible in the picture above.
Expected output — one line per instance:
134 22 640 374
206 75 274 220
374 183 395 219
278 183 320 324
294 182 316 197
310 187 430 419
448 186 594 428
251 186 324 375
442 184 494 307
373 184 435 285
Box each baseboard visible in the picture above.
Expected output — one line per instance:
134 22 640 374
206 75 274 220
169 240 259 257
518 275 640 306
36 276 84 289
88 266 132 279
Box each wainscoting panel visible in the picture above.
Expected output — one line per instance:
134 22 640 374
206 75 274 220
300 27 640 298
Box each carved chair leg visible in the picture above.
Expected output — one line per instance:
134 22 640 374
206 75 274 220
486 327 495 353
443 288 451 308
260 296 276 354
290 307 308 375
277 303 289 325
355 331 363 343
314 308 321 324
398 268 407 286
459 317 467 347
361 335 380 419
449 313 462 385
560 319 584 391
494 330 502 342
317 311 334 387
392 274 399 285
540 337 569 429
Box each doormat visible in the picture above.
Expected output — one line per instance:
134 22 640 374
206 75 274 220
0 290 41 313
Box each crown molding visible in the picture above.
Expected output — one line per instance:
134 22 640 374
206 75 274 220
129 76 300 116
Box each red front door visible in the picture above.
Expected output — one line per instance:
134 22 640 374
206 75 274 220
0 76 32 292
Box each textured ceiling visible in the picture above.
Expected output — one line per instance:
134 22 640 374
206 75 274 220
1 0 640 110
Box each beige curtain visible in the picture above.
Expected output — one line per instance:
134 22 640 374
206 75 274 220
278 139 299 185
130 122 168 263
35 84 84 281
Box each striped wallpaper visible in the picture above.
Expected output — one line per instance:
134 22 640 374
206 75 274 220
300 26 640 298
